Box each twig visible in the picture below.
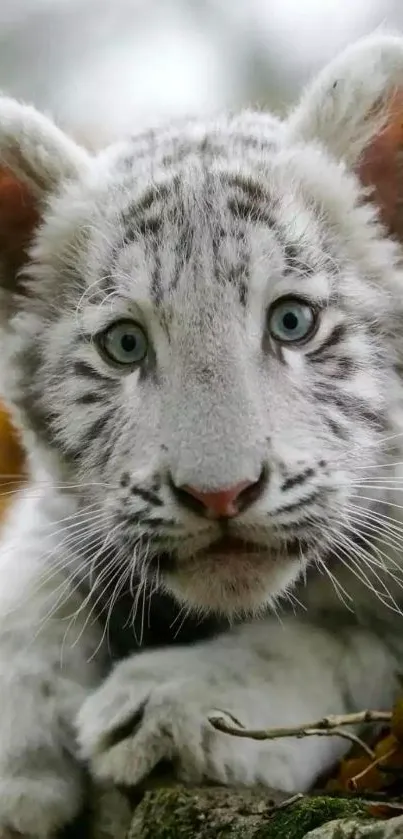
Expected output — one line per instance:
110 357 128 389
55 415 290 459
209 709 391 756
348 745 399 790
305 728 375 759
268 793 305 813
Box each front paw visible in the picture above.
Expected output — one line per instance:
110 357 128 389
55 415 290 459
77 650 304 792
77 653 255 789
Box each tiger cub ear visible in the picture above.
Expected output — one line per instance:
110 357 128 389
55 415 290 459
0 166 39 295
0 96 90 307
287 34 403 241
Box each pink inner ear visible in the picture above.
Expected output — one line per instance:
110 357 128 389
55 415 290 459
0 166 39 283
356 89 403 240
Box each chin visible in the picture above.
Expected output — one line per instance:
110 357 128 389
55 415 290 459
163 549 304 618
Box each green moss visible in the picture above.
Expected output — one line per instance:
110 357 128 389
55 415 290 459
256 796 368 839
127 787 369 839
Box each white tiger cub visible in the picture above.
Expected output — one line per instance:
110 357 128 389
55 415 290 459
2 33 403 837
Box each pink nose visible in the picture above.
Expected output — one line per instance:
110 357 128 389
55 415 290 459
181 480 253 518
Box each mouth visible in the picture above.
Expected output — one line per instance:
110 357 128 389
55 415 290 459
157 532 305 616
158 533 303 570
202 536 267 559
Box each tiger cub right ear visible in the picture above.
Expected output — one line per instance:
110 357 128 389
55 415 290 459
287 34 403 243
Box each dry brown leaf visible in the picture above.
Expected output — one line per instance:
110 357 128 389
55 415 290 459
327 725 403 794
391 698 403 743
367 801 403 819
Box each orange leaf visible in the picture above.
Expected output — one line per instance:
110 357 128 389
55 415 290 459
391 698 403 743
368 802 403 820
327 733 403 793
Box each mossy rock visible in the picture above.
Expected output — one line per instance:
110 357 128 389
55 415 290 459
305 815 403 838
126 787 368 839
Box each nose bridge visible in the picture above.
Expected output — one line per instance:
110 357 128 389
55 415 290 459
165 350 265 491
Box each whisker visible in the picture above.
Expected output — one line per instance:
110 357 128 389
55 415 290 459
314 553 354 611
328 529 403 615
355 460 403 470
350 494 403 511
345 505 403 545
346 501 403 531
344 525 403 589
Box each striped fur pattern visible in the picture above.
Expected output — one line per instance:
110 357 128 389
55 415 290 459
0 33 403 835
5 112 400 615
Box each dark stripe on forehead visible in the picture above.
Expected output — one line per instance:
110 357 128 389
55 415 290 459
122 217 164 246
223 173 267 202
227 194 276 228
119 178 185 304
211 224 223 284
138 217 163 237
239 280 248 306
282 243 315 276
229 197 323 279
150 248 163 305
223 173 332 279
223 172 276 228
120 183 170 243
207 218 251 305
131 184 170 215
227 252 251 307
170 222 195 295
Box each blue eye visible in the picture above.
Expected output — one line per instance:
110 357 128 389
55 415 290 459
99 320 148 366
268 298 316 344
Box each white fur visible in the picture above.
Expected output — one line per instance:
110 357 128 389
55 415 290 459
1 33 403 835
77 618 400 791
0 95 90 195
287 32 403 164
0 489 103 835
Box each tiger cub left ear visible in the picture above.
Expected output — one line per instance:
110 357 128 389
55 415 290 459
286 34 403 241
0 96 91 308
